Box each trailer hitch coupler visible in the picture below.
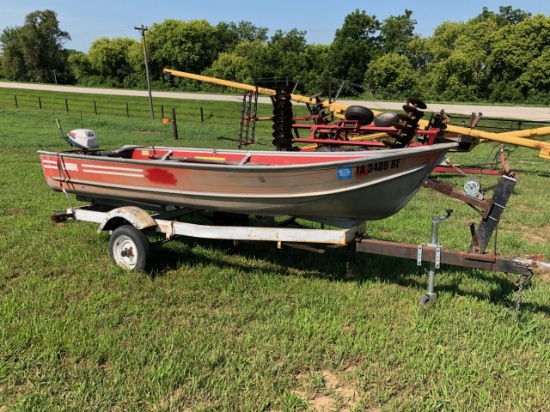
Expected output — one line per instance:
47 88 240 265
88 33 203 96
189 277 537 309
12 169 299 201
52 211 74 223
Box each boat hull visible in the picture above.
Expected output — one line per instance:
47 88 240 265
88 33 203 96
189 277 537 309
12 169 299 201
39 143 456 221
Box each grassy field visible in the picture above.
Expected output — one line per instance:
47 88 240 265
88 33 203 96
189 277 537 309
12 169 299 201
1 89 549 411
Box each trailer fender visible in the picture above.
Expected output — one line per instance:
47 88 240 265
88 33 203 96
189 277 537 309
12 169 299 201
97 206 157 233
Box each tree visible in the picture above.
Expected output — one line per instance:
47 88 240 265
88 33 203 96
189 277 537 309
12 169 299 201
242 29 308 87
380 9 416 55
215 21 268 50
365 53 420 99
0 27 26 80
0 9 71 83
202 44 256 87
426 51 486 101
489 13 550 102
297 43 330 95
423 10 504 101
86 37 139 86
425 21 466 62
370 9 419 99
205 35 329 96
146 19 224 78
328 10 381 94
67 51 92 83
404 35 431 71
471 6 531 27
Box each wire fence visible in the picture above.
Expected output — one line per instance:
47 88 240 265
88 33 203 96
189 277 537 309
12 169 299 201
1 92 176 120
446 113 550 133
2 90 548 135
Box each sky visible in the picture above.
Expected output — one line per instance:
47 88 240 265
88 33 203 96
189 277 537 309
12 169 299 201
1 0 549 53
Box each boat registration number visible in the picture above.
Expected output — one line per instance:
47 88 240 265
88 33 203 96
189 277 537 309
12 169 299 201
356 158 401 177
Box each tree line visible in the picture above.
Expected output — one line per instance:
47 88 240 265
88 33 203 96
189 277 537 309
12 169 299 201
1 7 549 104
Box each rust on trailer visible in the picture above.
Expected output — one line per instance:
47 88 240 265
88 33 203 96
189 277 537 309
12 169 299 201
423 178 494 219
97 206 157 232
355 239 533 276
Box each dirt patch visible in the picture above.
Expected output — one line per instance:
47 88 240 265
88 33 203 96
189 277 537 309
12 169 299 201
514 203 533 213
6 208 26 216
502 224 549 246
524 229 549 244
153 388 193 411
293 369 367 411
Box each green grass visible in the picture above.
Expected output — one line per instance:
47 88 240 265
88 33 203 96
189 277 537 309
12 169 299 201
0 91 549 411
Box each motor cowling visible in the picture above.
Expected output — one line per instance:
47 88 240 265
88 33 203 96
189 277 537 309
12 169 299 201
67 129 99 150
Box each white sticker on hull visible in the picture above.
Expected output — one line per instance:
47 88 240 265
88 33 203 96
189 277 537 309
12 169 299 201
64 162 79 171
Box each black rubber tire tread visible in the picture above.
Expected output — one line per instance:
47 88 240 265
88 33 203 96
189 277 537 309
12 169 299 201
344 105 374 125
373 112 399 127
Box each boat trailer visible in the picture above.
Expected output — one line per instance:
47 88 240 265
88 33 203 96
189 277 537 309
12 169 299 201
52 174 548 318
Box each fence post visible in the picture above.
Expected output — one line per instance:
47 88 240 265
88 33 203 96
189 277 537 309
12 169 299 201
126 102 129 118
14 95 18 108
94 100 97 115
171 108 178 140
38 96 42 110
161 105 165 119
65 99 69 113
200 107 204 123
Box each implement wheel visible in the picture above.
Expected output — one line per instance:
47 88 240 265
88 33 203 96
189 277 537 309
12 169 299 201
109 225 150 271
345 106 374 125
374 112 399 127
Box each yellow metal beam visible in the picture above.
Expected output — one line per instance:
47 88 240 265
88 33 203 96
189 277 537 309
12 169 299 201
162 68 550 159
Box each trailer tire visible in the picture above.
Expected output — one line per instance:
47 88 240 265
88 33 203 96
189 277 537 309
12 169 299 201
109 225 150 271
373 112 399 127
345 106 374 125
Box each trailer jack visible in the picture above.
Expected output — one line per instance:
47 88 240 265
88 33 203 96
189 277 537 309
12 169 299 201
417 209 453 307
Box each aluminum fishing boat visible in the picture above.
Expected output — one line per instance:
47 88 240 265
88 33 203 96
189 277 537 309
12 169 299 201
39 142 457 221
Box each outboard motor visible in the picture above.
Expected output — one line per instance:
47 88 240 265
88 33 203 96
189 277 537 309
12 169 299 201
66 129 99 150
56 119 99 150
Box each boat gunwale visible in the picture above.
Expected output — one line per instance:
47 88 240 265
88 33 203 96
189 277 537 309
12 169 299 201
38 142 458 172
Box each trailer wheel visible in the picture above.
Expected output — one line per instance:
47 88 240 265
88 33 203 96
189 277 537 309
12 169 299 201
109 225 150 271
344 106 374 125
373 112 399 127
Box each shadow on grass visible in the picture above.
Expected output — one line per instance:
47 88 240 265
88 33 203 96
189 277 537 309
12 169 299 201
146 236 550 317
215 135 240 143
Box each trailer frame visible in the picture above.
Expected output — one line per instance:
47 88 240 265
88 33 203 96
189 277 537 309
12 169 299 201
51 175 549 318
